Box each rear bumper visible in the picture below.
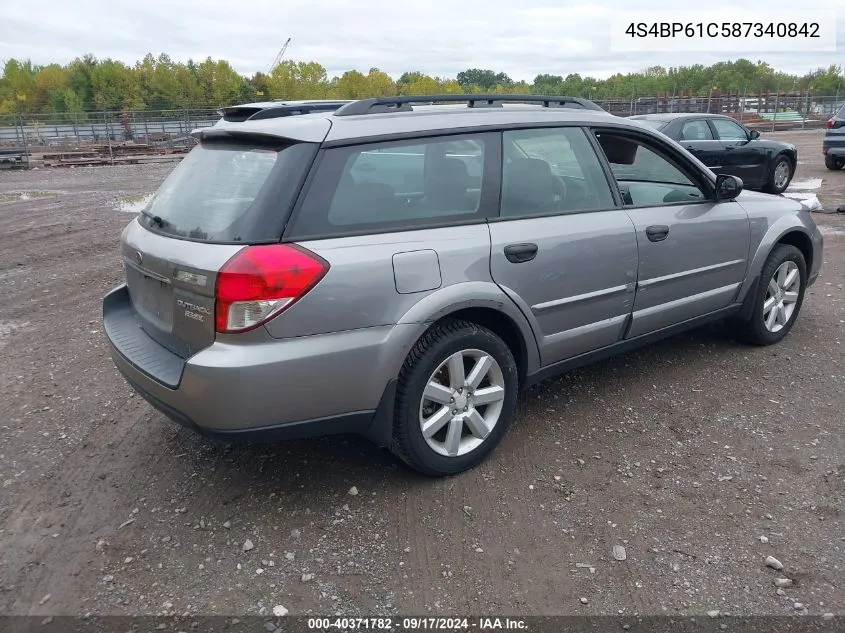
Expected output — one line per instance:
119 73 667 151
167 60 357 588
102 284 399 444
809 226 823 287
823 136 845 157
114 359 391 443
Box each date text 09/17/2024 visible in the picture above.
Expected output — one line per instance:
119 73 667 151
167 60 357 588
306 617 528 630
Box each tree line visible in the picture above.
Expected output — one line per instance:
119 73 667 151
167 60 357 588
1 54 843 120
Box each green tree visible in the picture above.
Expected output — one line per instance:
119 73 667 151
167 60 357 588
135 53 184 109
49 87 86 122
405 75 441 95
267 61 330 99
0 59 37 114
334 70 370 99
4 54 844 116
366 68 396 97
91 59 140 110
195 58 243 107
457 68 512 91
33 64 68 112
65 54 98 109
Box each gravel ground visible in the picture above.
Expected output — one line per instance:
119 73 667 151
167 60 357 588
0 129 843 618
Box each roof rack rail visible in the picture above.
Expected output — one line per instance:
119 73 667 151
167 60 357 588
219 100 351 122
333 94 604 116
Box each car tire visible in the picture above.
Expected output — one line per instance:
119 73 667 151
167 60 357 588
762 155 794 194
391 319 518 476
824 155 843 170
734 244 807 346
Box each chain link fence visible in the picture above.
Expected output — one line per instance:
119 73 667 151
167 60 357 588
1 95 843 168
596 93 844 125
0 108 218 168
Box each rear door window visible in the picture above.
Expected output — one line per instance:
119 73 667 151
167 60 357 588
139 139 318 243
681 120 715 140
500 127 615 217
635 119 669 132
286 133 497 238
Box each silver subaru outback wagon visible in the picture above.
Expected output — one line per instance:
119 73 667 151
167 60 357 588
103 94 823 476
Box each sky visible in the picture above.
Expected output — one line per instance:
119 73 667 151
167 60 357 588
0 0 842 81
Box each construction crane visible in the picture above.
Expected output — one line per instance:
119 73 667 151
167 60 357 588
268 38 291 73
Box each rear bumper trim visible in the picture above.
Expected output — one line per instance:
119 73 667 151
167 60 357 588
823 138 845 157
115 358 388 443
103 285 185 388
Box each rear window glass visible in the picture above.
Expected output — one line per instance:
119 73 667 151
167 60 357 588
287 133 494 238
635 119 669 131
138 139 317 243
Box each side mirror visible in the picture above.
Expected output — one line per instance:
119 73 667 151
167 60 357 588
749 129 760 140
716 174 743 201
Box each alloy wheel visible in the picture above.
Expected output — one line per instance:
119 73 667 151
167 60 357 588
418 349 506 457
773 160 791 190
763 260 800 333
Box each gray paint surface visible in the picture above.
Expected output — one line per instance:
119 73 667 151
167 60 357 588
104 103 825 435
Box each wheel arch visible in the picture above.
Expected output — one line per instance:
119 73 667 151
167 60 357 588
391 282 541 389
440 307 530 388
776 230 813 273
739 222 815 306
775 148 797 169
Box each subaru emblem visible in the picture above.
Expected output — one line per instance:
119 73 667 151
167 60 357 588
135 251 143 265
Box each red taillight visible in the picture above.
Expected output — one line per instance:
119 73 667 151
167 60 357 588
215 244 329 333
826 119 834 129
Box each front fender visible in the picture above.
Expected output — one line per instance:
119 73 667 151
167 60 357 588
384 280 541 377
737 214 818 303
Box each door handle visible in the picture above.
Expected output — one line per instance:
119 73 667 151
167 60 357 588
645 225 670 242
504 243 538 263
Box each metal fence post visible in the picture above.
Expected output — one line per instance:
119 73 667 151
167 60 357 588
19 115 31 168
772 86 780 133
104 112 114 165
802 91 809 129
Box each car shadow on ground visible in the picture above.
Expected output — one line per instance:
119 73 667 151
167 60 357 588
162 320 750 497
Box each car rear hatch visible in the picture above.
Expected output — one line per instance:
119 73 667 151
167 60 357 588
116 131 322 365
825 105 845 150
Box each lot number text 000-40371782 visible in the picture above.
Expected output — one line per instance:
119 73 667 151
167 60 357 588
609 10 837 52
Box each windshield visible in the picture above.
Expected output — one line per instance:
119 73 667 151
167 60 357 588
139 139 317 243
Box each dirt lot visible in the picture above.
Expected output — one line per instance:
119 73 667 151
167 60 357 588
0 129 843 619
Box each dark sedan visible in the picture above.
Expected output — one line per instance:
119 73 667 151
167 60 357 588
629 113 797 194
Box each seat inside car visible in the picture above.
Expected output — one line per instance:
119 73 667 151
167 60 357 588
423 156 477 213
501 157 559 215
682 122 710 140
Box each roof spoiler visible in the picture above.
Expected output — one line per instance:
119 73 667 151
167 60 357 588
333 94 605 116
218 101 352 122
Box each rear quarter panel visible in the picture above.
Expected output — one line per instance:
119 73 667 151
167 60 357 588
264 225 493 338
263 225 541 379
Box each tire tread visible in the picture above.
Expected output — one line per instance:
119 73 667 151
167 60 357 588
391 318 515 476
762 154 793 194
734 244 806 345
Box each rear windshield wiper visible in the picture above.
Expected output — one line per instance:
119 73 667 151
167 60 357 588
140 207 170 229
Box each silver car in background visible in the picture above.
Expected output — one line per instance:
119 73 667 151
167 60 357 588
103 95 823 476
